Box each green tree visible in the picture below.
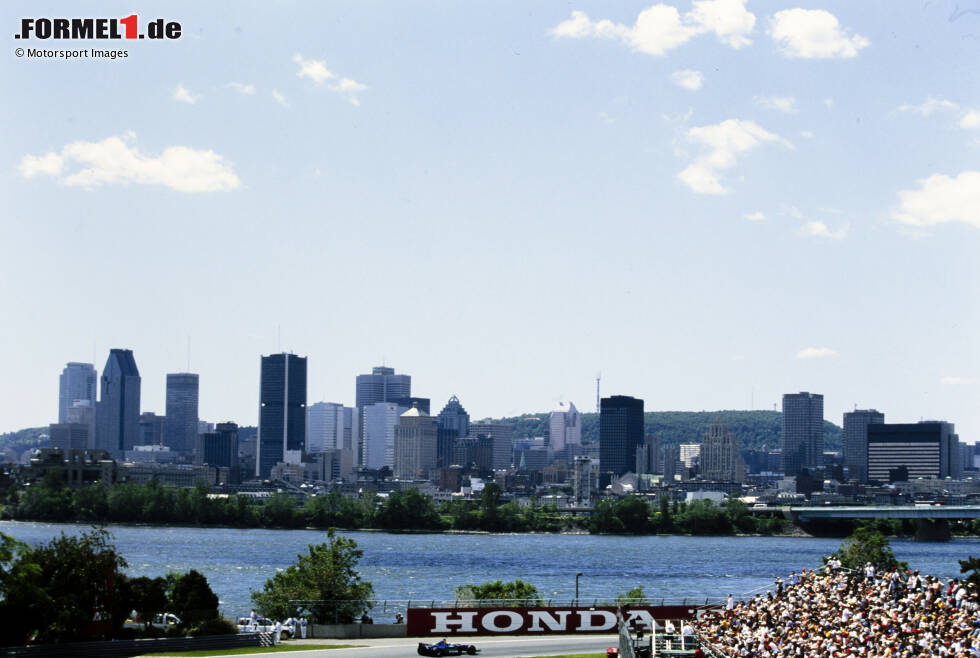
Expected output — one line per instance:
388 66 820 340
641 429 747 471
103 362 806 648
374 489 444 530
128 576 169 630
167 569 219 628
455 579 540 606
835 527 908 571
615 585 648 607
251 529 374 624
960 557 980 588
0 528 130 645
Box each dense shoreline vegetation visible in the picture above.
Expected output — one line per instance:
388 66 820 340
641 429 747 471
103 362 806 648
5 472 792 535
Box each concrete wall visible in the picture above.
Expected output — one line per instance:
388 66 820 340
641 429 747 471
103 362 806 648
310 623 407 639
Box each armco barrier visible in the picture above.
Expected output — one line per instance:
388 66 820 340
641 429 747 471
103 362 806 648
0 632 269 657
310 623 406 639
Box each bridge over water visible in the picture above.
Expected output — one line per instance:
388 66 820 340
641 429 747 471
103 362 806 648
748 505 980 540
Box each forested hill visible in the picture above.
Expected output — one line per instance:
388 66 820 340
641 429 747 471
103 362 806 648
0 427 49 463
480 410 842 453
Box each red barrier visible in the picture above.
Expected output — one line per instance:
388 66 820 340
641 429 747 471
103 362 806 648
407 605 705 637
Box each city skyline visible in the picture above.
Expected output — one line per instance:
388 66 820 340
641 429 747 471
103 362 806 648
2 2 977 441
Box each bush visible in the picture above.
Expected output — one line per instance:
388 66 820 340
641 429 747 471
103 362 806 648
187 617 238 636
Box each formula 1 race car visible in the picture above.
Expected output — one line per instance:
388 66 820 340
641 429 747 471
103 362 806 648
417 640 479 656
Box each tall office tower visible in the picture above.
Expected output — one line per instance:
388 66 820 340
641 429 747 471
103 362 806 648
780 392 824 476
343 406 358 452
700 418 745 482
635 435 660 475
469 422 515 470
662 444 679 482
867 421 961 482
49 422 90 453
139 412 166 445
573 456 593 506
361 401 406 469
598 395 645 477
437 395 470 438
164 373 199 454
256 353 307 479
307 402 345 453
355 366 411 408
679 443 701 468
549 401 581 452
96 348 141 458
66 401 96 448
394 406 438 480
58 362 97 423
843 409 885 483
198 422 240 483
394 397 430 414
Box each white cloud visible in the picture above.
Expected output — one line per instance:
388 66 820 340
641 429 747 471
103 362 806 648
293 54 367 105
172 84 199 105
743 211 765 221
271 89 288 107
898 97 959 117
941 376 973 385
823 98 834 108
671 69 704 90
769 9 869 59
801 130 814 138
960 110 980 129
18 133 240 193
892 171 980 229
677 119 790 194
550 0 755 56
800 220 848 240
226 82 256 95
755 95 797 113
796 347 838 359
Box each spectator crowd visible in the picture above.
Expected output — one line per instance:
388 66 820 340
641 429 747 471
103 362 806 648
696 561 980 657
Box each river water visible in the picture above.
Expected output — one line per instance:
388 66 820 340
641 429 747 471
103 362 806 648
2 521 978 620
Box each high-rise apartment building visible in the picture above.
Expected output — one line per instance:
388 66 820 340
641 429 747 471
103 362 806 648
573 455 593 506
394 406 438 479
65 401 96 448
549 401 581 452
868 421 961 482
198 422 240 483
700 418 745 482
165 373 199 454
58 362 97 423
139 412 166 446
355 366 411 408
307 402 345 453
781 392 824 476
256 353 307 479
96 349 141 458
598 395 644 477
843 408 884 483
635 435 660 475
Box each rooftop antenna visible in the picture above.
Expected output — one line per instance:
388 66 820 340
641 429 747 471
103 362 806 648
595 372 601 414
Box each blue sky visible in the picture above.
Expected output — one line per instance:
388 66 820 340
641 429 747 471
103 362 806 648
2 1 978 441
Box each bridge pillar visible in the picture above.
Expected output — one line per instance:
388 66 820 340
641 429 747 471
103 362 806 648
915 518 951 542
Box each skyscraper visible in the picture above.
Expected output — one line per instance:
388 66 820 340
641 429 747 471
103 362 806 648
256 353 307 479
867 421 960 482
843 408 884 483
549 401 581 452
362 401 405 469
394 406 438 479
307 402 345 454
198 422 240 483
598 395 644 477
469 422 515 470
58 362 97 423
96 349 141 458
165 373 199 454
700 418 745 482
436 395 470 437
781 392 824 476
355 366 411 408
